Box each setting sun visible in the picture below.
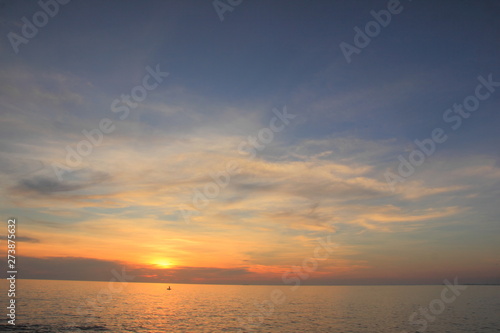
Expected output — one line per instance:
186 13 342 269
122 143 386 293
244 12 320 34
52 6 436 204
151 259 175 268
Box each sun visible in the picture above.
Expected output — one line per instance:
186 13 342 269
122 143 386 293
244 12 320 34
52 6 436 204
151 259 175 268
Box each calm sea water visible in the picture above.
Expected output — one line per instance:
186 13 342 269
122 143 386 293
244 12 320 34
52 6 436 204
0 279 499 332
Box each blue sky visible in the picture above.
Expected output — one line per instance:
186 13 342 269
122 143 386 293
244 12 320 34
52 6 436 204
0 0 499 284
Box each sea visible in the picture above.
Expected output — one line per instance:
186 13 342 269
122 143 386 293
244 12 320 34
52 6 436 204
0 279 499 332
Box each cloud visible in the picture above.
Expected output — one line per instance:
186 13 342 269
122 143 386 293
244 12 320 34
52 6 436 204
0 235 40 243
16 176 90 194
351 205 463 232
0 256 267 284
11 170 111 195
0 256 128 281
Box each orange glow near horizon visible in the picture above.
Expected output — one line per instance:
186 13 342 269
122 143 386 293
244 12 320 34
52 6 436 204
150 259 176 268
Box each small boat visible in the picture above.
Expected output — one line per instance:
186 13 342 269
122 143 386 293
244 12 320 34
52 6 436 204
167 286 171 290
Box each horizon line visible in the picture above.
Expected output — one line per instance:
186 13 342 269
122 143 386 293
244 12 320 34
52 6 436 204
5 278 500 286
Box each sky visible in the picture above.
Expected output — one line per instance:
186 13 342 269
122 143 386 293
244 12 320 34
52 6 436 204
0 0 499 285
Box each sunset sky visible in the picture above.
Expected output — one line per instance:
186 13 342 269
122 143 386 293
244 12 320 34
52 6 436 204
0 0 499 285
